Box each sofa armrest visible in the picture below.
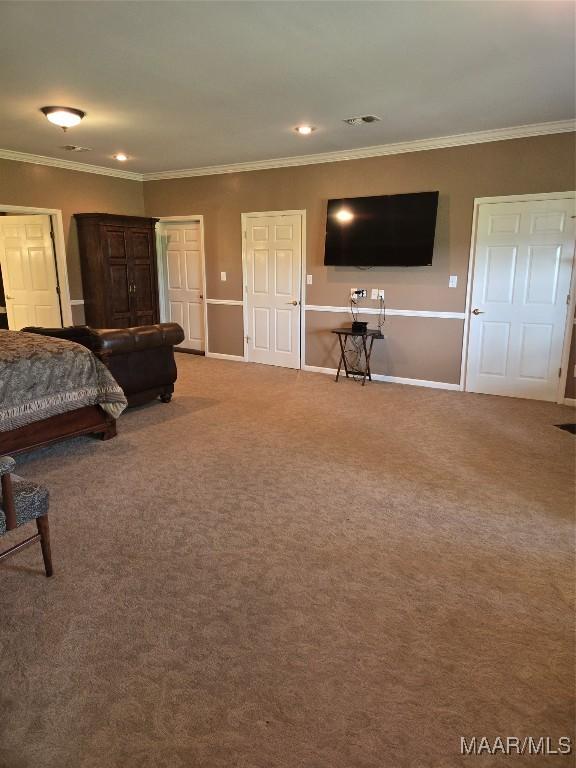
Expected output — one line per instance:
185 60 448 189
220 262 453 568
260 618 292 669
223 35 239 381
90 323 184 356
22 325 96 351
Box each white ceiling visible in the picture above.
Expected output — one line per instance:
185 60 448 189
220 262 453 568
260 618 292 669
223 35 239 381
0 1 574 175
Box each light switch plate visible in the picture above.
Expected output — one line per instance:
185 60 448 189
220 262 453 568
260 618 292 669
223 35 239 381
307 274 313 285
449 275 458 288
220 271 227 281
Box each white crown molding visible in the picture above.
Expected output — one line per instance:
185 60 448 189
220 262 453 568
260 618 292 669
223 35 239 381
0 148 142 181
143 120 575 181
0 119 573 183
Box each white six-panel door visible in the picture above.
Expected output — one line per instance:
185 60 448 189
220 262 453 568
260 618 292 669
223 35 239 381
466 197 575 401
0 214 62 330
161 221 205 351
244 213 302 369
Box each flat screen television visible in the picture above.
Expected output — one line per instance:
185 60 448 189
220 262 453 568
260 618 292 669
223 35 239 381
324 191 439 267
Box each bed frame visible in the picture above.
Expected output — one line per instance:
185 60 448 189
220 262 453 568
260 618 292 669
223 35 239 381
0 406 116 455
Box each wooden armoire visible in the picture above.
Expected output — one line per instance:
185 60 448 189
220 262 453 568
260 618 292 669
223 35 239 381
75 213 160 328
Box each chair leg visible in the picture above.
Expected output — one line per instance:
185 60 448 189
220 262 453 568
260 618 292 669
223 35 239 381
36 515 53 577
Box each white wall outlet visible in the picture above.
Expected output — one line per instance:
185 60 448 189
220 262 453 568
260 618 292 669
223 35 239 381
378 289 385 300
350 287 358 298
307 274 313 285
220 271 227 281
449 275 458 288
370 288 378 300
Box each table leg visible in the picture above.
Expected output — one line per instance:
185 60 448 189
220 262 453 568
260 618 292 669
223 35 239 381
335 333 347 382
365 336 376 383
360 335 370 385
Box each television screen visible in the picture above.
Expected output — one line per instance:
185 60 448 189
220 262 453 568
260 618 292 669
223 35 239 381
324 191 439 267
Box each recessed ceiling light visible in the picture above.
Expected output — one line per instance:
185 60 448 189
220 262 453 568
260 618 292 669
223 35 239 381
114 153 128 162
294 125 315 135
335 209 354 223
41 106 86 131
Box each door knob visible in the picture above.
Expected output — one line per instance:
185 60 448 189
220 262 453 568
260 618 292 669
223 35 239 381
472 308 484 315
5 295 13 300
287 300 299 306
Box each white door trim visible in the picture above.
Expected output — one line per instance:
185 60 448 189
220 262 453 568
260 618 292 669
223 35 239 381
156 215 208 352
0 203 72 326
241 209 306 367
461 191 576 403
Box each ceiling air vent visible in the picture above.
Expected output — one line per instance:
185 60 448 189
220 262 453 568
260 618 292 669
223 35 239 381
60 144 92 152
343 115 382 126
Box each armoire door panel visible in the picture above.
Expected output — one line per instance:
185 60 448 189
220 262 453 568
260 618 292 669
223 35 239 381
129 230 153 262
103 228 129 263
132 262 155 313
109 264 131 318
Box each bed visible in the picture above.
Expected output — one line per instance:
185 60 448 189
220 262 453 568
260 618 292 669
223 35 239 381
0 330 127 454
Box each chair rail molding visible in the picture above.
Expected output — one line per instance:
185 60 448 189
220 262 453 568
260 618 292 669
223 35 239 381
305 305 465 319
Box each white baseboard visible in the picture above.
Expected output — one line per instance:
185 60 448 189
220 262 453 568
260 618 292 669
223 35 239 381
301 364 462 391
205 352 246 362
562 397 576 406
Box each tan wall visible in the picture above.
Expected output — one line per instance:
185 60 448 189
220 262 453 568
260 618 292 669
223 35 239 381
306 311 464 383
144 133 576 383
1 137 574 391
206 303 244 356
0 158 144 300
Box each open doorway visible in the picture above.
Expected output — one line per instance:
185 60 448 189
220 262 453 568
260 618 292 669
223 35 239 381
0 205 72 329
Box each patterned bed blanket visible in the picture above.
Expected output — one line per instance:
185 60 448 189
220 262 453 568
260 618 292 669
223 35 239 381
0 331 127 432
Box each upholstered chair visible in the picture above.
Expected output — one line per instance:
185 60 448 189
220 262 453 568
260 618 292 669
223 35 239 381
0 456 53 577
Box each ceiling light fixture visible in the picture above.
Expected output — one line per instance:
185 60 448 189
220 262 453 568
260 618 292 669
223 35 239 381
114 153 128 162
40 106 86 131
294 125 315 135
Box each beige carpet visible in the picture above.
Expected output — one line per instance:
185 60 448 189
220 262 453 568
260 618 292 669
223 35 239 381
1 356 574 768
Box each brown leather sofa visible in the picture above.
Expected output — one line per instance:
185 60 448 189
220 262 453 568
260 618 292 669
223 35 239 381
24 323 185 406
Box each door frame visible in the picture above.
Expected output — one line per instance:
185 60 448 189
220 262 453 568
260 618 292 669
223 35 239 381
241 209 306 368
0 204 72 326
155 215 208 352
461 191 576 404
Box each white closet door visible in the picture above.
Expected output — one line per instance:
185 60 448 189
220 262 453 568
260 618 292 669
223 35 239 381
244 213 302 369
466 197 575 401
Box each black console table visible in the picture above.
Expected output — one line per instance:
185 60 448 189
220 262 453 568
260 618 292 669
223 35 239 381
331 328 384 386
